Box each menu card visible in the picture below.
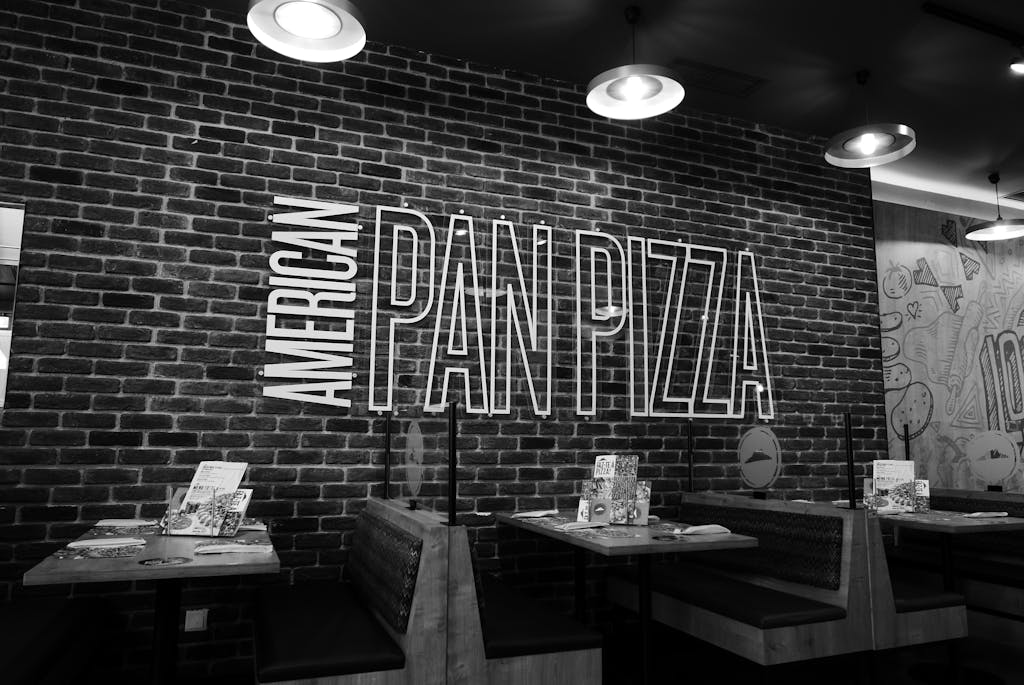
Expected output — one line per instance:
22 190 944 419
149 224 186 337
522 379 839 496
576 454 646 525
866 460 926 513
165 461 252 537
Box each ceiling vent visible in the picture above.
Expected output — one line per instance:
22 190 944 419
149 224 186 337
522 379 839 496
668 58 765 98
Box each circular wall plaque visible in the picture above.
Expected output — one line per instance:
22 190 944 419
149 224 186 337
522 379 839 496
966 431 1018 485
738 426 781 490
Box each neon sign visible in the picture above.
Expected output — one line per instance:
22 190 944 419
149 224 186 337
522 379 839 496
263 198 775 419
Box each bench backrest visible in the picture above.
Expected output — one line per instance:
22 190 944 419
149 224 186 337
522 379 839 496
930 488 1024 518
349 509 423 633
679 493 867 611
678 500 844 590
360 498 450 685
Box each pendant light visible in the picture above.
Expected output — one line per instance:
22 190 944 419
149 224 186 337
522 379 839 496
1012 47 1024 75
586 6 685 121
824 70 916 168
247 0 365 63
965 173 1024 241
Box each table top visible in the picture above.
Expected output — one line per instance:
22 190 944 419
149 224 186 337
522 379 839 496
23 526 280 586
881 509 1024 535
496 512 758 557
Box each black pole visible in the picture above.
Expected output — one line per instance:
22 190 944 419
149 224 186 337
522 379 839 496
903 423 911 460
844 413 856 510
383 411 392 499
448 400 458 526
687 419 694 493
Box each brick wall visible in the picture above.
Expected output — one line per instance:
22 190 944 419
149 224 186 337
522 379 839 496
0 0 886 678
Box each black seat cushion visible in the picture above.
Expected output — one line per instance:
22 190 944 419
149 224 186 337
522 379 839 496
646 563 847 629
480 576 602 659
254 582 405 682
889 575 964 613
0 596 118 685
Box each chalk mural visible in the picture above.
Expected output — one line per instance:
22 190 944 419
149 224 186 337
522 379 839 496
874 202 1024 491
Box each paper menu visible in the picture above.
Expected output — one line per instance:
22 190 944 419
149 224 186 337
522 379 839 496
166 462 251 537
576 454 644 525
868 460 919 513
185 461 246 495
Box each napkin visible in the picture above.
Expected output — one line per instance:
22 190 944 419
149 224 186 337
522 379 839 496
673 524 731 535
556 521 608 531
68 537 147 548
962 511 1008 518
95 519 159 527
194 541 274 555
512 509 559 519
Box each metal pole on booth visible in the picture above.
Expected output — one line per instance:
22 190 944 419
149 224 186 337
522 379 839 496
383 411 392 499
844 413 856 510
448 400 458 526
687 419 694 493
903 423 911 461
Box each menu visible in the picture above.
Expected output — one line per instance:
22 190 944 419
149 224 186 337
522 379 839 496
165 461 252 537
867 460 924 513
576 454 647 525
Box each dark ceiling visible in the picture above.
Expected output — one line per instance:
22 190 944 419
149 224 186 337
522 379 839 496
200 1 1024 214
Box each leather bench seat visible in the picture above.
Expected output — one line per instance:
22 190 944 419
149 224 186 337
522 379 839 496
254 582 405 682
646 563 847 629
1 596 117 685
479 575 602 659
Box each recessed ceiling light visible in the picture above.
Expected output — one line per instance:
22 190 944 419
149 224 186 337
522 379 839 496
966 172 1024 241
247 0 365 63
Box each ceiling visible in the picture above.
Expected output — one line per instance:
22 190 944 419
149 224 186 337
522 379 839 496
199 1 1024 216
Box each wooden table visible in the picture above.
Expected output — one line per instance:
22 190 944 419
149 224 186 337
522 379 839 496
885 510 1024 685
884 510 1024 590
24 526 280 685
497 512 757 685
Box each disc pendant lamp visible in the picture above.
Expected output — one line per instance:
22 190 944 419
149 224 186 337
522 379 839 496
1012 47 1024 75
965 173 1024 241
824 70 915 168
247 0 365 63
586 6 685 120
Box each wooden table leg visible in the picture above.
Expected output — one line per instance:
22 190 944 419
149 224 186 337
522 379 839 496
152 578 182 685
638 556 651 685
940 534 955 592
574 548 586 622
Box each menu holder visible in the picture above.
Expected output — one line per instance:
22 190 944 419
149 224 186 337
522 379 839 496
576 454 648 525
161 461 252 537
866 460 923 513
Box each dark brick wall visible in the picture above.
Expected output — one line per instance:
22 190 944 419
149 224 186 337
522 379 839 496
0 0 886 678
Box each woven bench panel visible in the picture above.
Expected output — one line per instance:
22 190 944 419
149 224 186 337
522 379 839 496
678 503 844 590
349 510 423 634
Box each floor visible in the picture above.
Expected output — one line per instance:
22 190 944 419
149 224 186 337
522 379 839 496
99 622 1023 684
605 622 1021 685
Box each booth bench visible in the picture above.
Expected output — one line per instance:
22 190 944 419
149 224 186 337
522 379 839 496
887 488 1024 645
253 498 449 685
608 492 874 666
446 521 603 685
